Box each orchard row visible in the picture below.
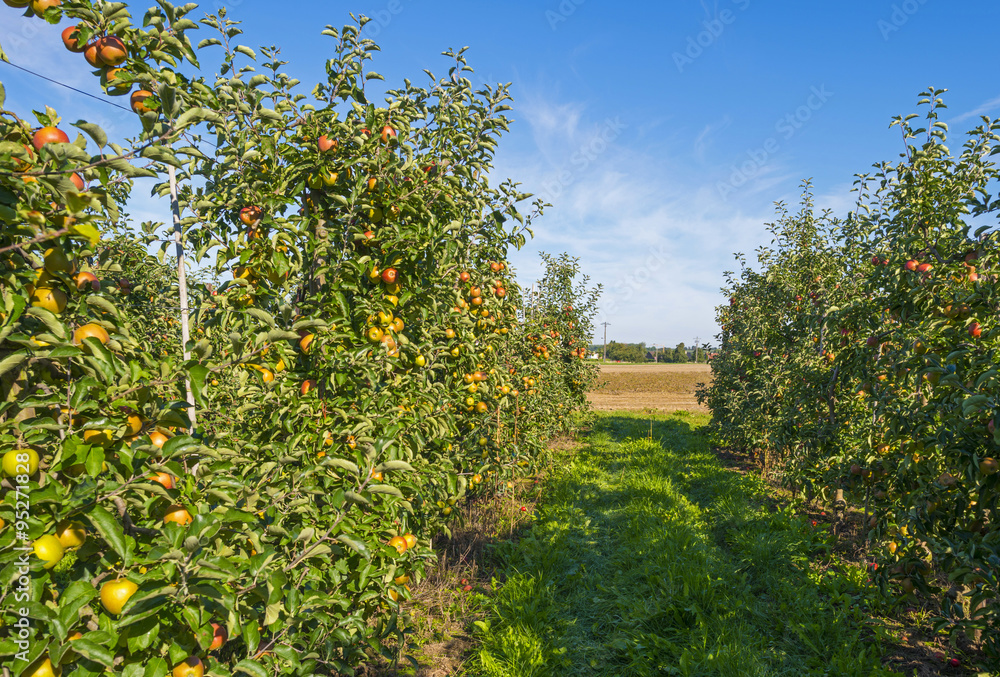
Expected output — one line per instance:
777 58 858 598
0 2 599 677
700 89 1000 661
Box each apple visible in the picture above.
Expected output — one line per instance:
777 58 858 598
61 25 86 52
904 259 917 271
3 448 39 476
317 135 337 152
300 379 316 396
172 657 204 677
74 323 110 346
980 457 998 475
381 267 398 285
84 41 104 68
24 657 60 677
163 504 193 526
209 623 228 650
916 262 933 273
299 333 314 353
32 126 69 150
239 206 262 226
459 271 470 283
150 471 175 489
29 0 60 13
969 322 982 339
130 89 155 114
74 271 99 291
55 520 86 548
97 36 127 65
388 536 408 554
380 125 397 143
33 534 65 569
100 578 138 615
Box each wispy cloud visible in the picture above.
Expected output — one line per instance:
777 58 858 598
495 89 773 346
951 93 1000 123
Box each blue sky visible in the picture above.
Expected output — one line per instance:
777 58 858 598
3 0 1000 347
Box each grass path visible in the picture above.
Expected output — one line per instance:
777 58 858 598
469 412 899 676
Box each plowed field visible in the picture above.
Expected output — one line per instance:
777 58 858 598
587 362 712 412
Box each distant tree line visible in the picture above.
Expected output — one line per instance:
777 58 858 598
588 341 710 363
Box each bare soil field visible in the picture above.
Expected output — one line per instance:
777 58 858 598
587 362 712 412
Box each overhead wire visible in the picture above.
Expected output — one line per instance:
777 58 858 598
0 59 133 113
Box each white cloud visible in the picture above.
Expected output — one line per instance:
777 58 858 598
495 98 773 346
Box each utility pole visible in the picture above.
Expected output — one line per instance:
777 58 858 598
693 336 700 363
601 322 610 361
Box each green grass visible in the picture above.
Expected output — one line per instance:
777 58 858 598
468 412 900 676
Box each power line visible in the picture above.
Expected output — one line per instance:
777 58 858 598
0 59 132 113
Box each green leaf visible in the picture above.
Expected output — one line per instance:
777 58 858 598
375 460 415 473
323 458 359 475
85 295 121 321
89 504 130 565
265 329 299 342
70 638 116 667
242 621 260 654
0 350 28 377
105 157 158 178
336 534 370 559
368 483 403 498
143 656 168 677
233 659 267 677
234 45 257 60
246 308 275 328
141 144 183 168
46 346 83 359
25 306 68 339
72 121 108 148
189 364 208 407
70 222 102 246
176 107 223 128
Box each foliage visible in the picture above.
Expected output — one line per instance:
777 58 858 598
604 341 645 363
700 89 1000 664
0 3 599 676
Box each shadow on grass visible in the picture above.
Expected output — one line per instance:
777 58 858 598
469 412 906 676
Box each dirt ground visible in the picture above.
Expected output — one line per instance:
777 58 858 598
587 363 712 412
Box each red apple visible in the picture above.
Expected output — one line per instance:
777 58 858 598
62 25 87 52
317 135 337 152
32 127 69 150
239 206 262 226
